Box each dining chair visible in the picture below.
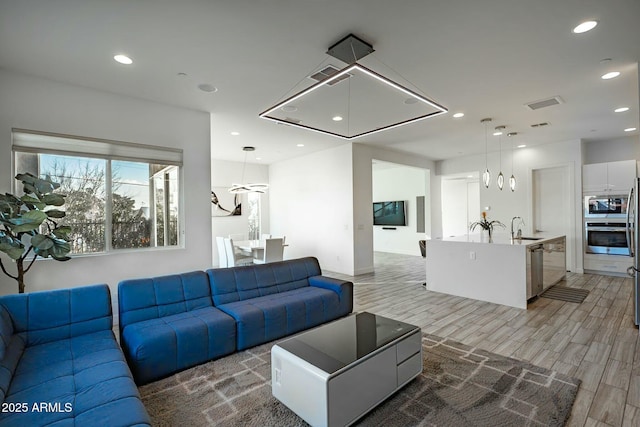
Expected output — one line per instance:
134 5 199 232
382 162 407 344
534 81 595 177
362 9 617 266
216 236 228 268
419 240 427 287
253 238 284 264
224 238 253 267
229 233 250 256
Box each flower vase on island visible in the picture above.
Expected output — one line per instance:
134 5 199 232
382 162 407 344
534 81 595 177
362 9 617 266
470 212 504 243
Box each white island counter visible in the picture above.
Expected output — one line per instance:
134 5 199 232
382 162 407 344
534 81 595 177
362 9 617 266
425 233 566 309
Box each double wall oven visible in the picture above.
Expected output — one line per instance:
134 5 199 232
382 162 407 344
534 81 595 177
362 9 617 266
584 194 630 255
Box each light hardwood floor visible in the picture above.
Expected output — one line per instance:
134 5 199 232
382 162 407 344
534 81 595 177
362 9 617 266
325 252 640 427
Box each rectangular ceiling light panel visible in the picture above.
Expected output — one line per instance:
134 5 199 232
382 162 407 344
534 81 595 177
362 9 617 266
259 63 447 139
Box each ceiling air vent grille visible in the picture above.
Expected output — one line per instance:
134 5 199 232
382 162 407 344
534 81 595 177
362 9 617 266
530 122 551 128
277 117 302 125
308 65 351 86
524 96 564 111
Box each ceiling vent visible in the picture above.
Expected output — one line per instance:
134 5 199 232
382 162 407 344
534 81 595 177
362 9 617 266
530 122 551 128
308 65 352 86
524 96 564 111
277 117 302 125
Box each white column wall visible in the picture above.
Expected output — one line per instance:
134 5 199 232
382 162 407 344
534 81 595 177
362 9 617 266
268 144 355 275
0 70 212 319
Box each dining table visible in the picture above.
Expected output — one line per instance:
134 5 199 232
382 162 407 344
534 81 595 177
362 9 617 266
233 239 288 261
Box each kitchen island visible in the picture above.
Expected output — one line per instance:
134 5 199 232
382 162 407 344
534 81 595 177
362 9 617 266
425 233 566 309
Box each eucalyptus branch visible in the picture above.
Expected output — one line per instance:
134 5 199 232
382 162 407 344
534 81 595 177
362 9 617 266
0 258 18 281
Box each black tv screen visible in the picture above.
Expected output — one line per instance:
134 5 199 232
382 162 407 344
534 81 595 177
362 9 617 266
373 201 407 226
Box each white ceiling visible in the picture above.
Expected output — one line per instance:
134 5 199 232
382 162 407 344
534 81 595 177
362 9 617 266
1 0 638 165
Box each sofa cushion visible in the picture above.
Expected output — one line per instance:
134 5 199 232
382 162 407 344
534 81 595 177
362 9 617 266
0 330 149 427
217 286 343 350
207 257 322 305
121 306 236 385
118 271 213 330
0 284 112 347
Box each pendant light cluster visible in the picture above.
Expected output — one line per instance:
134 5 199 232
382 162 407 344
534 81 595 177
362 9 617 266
479 118 518 192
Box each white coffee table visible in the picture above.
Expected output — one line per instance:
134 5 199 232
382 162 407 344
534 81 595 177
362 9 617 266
271 312 422 427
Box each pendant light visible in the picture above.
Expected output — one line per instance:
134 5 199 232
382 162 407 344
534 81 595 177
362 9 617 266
495 126 506 190
229 146 269 194
480 118 492 188
508 132 517 191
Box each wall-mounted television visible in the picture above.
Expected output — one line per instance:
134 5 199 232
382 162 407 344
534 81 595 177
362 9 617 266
373 201 407 226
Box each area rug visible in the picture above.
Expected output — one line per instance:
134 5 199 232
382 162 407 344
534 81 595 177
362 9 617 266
541 286 590 303
139 333 580 426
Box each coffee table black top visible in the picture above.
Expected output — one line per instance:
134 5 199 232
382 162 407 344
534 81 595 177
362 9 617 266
276 312 420 375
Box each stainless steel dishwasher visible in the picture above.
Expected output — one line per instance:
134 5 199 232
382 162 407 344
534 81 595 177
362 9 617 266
527 244 544 299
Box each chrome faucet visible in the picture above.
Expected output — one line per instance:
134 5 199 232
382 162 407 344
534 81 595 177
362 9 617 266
511 216 523 240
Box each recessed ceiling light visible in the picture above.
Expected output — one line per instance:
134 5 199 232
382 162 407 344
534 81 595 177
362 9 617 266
256 157 262 160
601 71 621 80
467 175 473 178
297 143 304 147
614 107 630 113
517 144 526 148
197 83 218 93
332 116 343 122
113 54 133 65
281 105 298 113
572 20 598 34
404 98 418 105
177 72 188 78
230 131 240 136
625 127 637 132
453 113 465 118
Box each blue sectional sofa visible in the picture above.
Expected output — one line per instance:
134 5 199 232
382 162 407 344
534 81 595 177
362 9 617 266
0 284 150 427
118 270 237 385
119 257 352 384
206 257 353 350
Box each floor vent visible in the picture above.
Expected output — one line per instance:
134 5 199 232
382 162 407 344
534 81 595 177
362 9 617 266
525 96 564 111
540 286 589 303
308 65 351 86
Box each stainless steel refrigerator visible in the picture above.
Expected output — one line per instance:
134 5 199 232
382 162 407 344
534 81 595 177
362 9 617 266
626 177 640 326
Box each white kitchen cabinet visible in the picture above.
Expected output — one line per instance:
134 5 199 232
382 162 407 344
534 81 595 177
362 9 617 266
583 160 637 194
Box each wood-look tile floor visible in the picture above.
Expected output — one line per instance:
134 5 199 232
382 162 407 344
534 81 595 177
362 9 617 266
325 252 640 427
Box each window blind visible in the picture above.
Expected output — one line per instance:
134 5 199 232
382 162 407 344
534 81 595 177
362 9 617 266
12 129 183 166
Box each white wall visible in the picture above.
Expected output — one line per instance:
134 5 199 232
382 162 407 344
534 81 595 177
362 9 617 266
269 144 354 275
437 139 584 272
583 136 640 164
0 70 212 319
372 164 426 256
210 158 270 266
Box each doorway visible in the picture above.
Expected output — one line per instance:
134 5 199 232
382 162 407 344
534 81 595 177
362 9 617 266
532 165 574 271
441 174 480 237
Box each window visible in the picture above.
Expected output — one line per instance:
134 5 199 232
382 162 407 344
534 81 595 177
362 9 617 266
13 130 182 254
247 192 261 240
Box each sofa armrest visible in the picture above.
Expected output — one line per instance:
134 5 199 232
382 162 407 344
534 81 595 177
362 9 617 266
308 276 353 314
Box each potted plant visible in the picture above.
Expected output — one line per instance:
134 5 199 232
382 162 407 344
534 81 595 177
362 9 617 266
0 173 72 293
470 211 505 242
